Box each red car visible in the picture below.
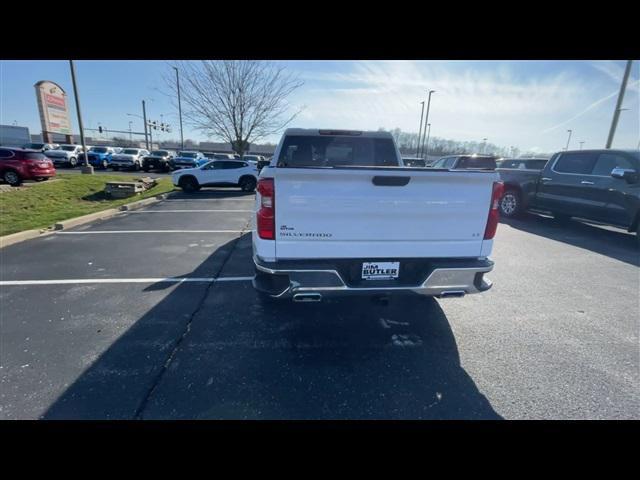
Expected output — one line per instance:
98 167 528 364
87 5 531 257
0 147 56 186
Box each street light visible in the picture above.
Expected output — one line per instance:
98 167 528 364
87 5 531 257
173 66 184 151
416 101 425 156
128 121 133 142
420 90 435 157
68 60 93 174
565 129 572 151
424 123 431 160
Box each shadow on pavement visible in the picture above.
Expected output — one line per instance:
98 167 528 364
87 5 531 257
501 213 639 267
167 188 255 200
43 233 500 420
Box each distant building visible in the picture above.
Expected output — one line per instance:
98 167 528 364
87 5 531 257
0 125 31 147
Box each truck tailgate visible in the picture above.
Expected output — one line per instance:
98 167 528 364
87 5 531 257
274 168 497 259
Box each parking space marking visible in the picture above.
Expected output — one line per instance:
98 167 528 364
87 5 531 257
0 276 254 286
56 230 246 234
125 210 253 213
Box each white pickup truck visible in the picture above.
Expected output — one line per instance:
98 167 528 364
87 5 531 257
252 129 503 302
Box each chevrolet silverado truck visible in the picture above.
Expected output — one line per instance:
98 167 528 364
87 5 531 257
497 149 640 239
252 129 504 302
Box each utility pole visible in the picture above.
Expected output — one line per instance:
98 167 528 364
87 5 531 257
420 90 435 156
424 123 431 160
416 101 425 157
565 129 572 150
606 60 633 149
142 100 149 149
68 60 93 174
173 66 184 151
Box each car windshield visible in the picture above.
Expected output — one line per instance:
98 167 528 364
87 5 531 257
178 152 198 158
91 147 108 153
25 143 44 149
277 135 398 167
60 145 77 151
123 149 139 154
456 156 497 169
151 150 169 156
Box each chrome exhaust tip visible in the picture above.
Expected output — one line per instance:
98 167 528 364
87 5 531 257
292 293 323 302
438 290 466 298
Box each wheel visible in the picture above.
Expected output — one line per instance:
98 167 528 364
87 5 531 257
112 165 120 171
239 176 257 192
101 160 109 170
133 162 140 171
163 164 171 173
143 165 150 173
179 176 200 192
3 170 22 186
68 157 77 168
499 190 522 218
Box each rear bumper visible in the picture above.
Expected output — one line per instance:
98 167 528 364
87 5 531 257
26 167 56 178
253 256 494 300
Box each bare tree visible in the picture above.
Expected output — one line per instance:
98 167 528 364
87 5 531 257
164 61 304 156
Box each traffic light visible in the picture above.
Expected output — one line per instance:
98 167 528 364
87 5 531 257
98 126 103 134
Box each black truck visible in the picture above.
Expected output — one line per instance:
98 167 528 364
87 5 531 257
497 149 640 237
142 149 176 172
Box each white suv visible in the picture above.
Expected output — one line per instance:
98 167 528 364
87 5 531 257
172 159 259 192
110 148 150 171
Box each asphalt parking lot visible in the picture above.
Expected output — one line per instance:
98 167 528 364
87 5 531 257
0 190 638 419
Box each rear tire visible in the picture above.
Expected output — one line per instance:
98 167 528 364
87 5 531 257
112 166 120 171
101 160 108 170
239 176 257 192
143 165 150 173
3 170 22 186
499 190 522 218
68 157 77 168
179 176 200 193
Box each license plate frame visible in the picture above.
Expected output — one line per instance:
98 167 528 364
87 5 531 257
361 261 400 280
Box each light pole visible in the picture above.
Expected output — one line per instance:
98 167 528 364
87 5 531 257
424 123 431 160
606 60 633 149
482 138 488 153
420 90 435 157
173 66 184 151
68 60 93 174
565 129 572 151
416 101 425 156
128 121 133 142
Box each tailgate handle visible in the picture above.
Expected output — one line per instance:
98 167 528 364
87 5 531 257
372 176 410 186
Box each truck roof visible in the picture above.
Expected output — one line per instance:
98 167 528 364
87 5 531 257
283 128 394 139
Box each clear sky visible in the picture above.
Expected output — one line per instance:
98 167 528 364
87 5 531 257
1 60 638 153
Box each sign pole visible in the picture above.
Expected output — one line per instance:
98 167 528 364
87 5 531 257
68 60 93 174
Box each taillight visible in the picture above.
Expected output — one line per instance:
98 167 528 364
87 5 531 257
484 181 504 240
257 178 275 240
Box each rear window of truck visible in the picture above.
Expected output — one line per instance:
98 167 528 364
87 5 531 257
277 135 398 168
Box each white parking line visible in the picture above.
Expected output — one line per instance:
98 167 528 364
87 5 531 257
164 198 254 202
125 210 253 213
0 276 254 286
57 230 246 234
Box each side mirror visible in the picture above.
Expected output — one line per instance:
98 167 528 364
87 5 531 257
611 167 638 183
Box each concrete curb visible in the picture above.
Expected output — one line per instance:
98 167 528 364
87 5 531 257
54 208 121 230
119 193 168 211
1 193 171 249
0 229 54 249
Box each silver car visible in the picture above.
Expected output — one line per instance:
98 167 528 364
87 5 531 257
110 148 150 171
